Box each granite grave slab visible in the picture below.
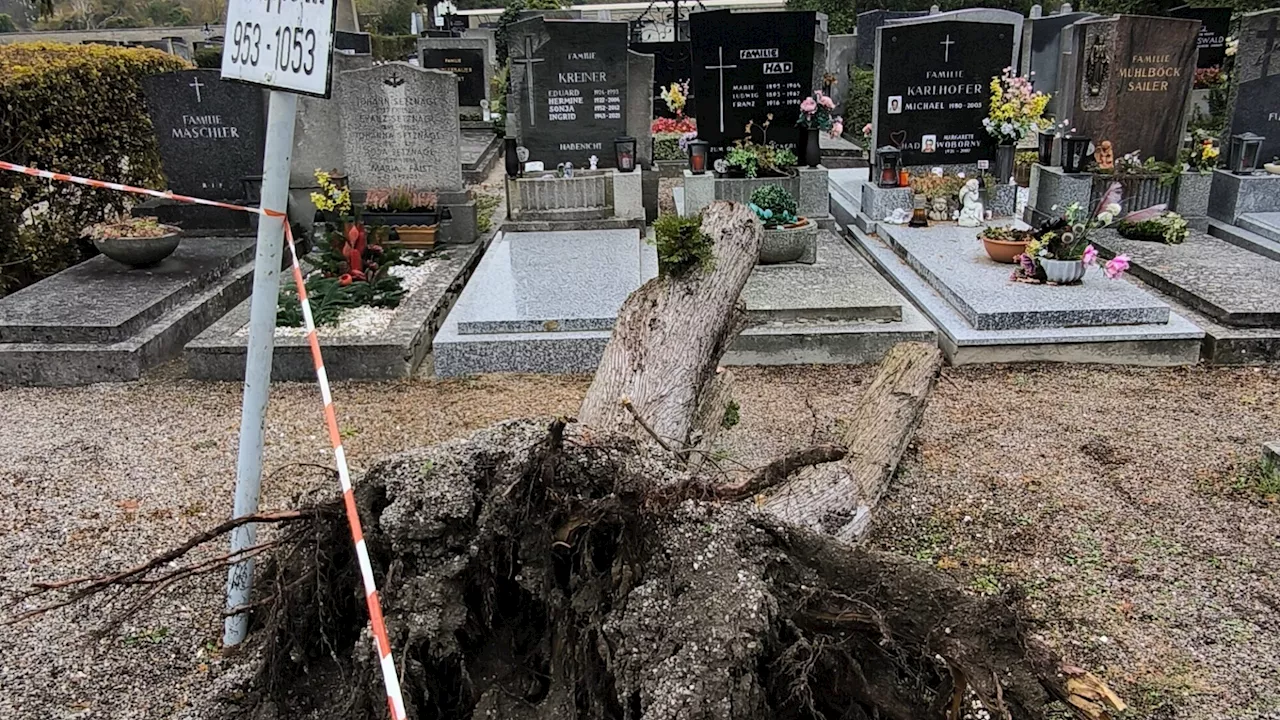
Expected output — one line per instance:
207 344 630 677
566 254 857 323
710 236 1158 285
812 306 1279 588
872 10 1021 168
1227 10 1280 166
879 222 1170 331
337 63 463 192
141 69 266 200
1065 15 1199 163
1090 228 1280 328
0 236 255 385
1238 213 1280 244
689 9 820 159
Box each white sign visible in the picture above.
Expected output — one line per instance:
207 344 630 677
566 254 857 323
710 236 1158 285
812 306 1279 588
221 0 337 98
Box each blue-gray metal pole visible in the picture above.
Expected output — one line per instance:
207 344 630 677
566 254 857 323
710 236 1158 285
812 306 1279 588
223 89 298 647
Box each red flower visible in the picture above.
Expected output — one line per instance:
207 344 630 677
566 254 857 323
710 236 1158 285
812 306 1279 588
338 274 353 286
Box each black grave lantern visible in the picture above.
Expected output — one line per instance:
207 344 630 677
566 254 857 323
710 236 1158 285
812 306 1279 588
687 139 709 175
615 136 637 172
876 146 901 188
1037 129 1055 167
1228 132 1264 175
504 137 520 178
1061 135 1091 174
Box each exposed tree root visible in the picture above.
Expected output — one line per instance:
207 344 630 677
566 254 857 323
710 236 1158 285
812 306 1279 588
185 419 1119 720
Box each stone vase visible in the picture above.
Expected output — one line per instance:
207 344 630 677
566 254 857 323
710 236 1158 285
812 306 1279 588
803 127 821 168
1040 258 1086 284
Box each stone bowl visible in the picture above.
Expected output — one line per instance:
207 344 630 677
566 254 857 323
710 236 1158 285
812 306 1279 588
980 235 1028 264
93 230 181 268
759 218 817 265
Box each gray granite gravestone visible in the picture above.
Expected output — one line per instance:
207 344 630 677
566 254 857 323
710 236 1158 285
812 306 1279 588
872 9 1022 169
141 69 266 200
290 51 373 191
855 10 928 68
507 17 632 169
1019 11 1097 117
417 36 492 110
1064 15 1199 163
825 33 857 111
336 63 463 192
1228 9 1280 166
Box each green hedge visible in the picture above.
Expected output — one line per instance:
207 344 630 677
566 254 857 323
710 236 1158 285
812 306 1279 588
0 43 189 295
371 34 417 62
844 66 873 142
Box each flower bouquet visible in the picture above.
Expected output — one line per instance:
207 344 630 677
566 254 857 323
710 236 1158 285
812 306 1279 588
1013 182 1130 284
982 67 1050 145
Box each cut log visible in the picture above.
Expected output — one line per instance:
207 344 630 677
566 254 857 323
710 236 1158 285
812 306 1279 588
578 201 760 450
761 341 944 542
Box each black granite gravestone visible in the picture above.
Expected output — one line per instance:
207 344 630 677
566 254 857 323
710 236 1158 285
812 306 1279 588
1171 6 1231 71
854 10 929 68
335 30 372 55
689 9 817 158
874 20 1014 167
421 47 487 106
509 18 630 168
630 41 694 119
141 69 266 200
1022 12 1096 116
1229 9 1280 164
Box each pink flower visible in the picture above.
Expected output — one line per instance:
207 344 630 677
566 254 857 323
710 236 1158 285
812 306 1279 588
1082 245 1098 265
862 122 872 135
819 94 835 109
800 96 817 113
829 120 844 138
1104 254 1130 279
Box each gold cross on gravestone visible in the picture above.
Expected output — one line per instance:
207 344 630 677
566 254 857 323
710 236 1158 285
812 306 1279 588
512 35 545 126
705 46 738 133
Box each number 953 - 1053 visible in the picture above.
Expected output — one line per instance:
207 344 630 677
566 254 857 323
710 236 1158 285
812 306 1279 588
229 21 317 75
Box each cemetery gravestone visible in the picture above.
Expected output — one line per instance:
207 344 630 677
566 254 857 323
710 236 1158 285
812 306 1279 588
689 9 819 157
1229 9 1280 165
335 30 372 55
630 41 695 118
418 37 491 109
1020 11 1097 117
507 17 631 169
1066 15 1198 163
855 10 929 68
336 63 463 192
141 69 266 200
825 34 857 111
872 11 1021 168
1170 6 1232 71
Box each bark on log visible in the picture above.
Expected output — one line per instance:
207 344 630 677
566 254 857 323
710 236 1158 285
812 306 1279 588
761 341 944 542
578 201 760 450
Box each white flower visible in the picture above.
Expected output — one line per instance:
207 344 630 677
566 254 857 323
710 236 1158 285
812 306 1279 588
1105 202 1121 216
1097 211 1113 225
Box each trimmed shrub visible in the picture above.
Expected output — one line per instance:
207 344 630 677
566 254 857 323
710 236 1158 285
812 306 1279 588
193 45 222 68
0 43 189 295
844 66 873 141
371 34 417 62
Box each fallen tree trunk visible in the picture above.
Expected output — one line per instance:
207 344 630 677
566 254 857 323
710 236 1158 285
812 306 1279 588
12 203 1122 720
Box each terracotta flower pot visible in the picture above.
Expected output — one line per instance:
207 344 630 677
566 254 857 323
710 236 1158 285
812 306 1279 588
393 225 438 249
980 235 1028 264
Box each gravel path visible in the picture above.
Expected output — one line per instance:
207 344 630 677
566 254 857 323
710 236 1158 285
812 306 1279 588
2 364 1278 719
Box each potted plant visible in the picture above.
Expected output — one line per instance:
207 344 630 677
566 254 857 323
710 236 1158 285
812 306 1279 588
719 117 797 179
1116 208 1189 245
982 68 1049 185
362 187 440 249
1013 183 1130 284
795 89 843 168
977 225 1035 264
749 184 815 264
82 215 181 268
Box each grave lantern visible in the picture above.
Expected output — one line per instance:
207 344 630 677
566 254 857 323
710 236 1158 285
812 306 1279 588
687 139 709 175
504 137 520 178
1228 132 1264 175
1061 135 1091 174
876 146 902 188
1037 129 1055 167
614 136 637 172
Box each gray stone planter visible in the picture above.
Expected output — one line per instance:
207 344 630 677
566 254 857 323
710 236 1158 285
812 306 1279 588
760 219 818 265
1172 171 1213 230
1040 258 1086 284
93 231 181 268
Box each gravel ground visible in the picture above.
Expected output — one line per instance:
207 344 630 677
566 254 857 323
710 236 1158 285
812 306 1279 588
2 364 1279 719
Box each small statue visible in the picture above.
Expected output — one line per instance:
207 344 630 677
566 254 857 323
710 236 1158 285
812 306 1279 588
956 178 984 227
927 195 950 222
1094 140 1114 170
564 161 574 178
588 155 599 170
555 162 565 178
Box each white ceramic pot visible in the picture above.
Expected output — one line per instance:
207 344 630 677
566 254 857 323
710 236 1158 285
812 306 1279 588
1040 258 1086 284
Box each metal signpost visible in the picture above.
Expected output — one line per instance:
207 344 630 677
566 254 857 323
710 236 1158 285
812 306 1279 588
220 0 336 647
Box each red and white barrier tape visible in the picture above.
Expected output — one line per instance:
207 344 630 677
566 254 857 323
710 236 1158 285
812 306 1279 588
0 160 407 720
